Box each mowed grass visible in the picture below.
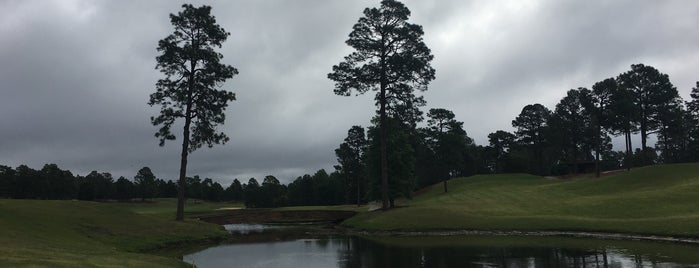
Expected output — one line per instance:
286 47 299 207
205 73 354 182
344 163 699 237
0 199 230 267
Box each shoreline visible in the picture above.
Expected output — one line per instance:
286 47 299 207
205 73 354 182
340 228 699 244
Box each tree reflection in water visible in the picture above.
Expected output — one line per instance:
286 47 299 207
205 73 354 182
184 229 698 268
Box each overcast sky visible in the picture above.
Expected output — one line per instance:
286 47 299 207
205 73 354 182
1 0 698 185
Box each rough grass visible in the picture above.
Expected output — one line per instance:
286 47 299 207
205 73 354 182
343 163 699 237
0 199 230 267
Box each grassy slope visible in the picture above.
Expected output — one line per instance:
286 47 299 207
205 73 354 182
344 163 699 237
0 199 230 267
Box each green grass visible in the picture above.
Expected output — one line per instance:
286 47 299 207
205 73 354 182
0 199 230 267
119 198 243 219
344 163 699 237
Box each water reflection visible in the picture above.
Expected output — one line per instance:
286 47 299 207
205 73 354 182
184 229 699 268
224 223 285 234
339 239 635 268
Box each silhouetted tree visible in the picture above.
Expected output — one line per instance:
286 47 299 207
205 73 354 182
512 104 551 175
617 64 679 164
607 78 639 170
13 165 38 199
200 178 224 201
335 126 367 205
591 78 617 177
149 4 238 220
487 130 517 173
413 131 440 187
366 118 415 207
78 171 113 200
328 0 435 210
134 167 157 201
655 100 688 163
549 88 596 174
114 176 135 200
40 164 76 199
158 179 178 198
259 175 287 207
287 174 314 206
424 108 468 192
0 165 14 198
687 82 699 161
224 179 243 201
186 176 203 199
243 178 260 208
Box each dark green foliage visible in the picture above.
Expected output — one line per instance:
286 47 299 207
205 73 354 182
156 179 178 198
39 164 76 199
655 98 690 163
286 170 345 207
413 133 439 188
134 167 157 201
549 88 596 174
78 171 114 201
0 163 213 202
0 165 14 198
512 104 552 175
185 176 204 199
687 82 699 161
286 174 314 206
487 130 517 173
366 119 416 207
149 4 237 150
329 0 434 209
201 178 225 202
12 165 39 199
258 175 287 207
114 176 135 201
423 108 471 192
590 78 618 176
224 179 243 201
617 64 680 152
335 126 367 205
149 4 237 220
242 178 260 208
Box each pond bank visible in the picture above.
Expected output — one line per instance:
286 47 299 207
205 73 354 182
198 209 357 225
198 209 699 246
342 229 699 244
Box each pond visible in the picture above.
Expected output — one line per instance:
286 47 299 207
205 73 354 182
183 224 699 268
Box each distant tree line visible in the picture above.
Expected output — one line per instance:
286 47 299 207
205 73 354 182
0 165 177 201
0 163 346 208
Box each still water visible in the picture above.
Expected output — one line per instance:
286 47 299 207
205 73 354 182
184 224 699 268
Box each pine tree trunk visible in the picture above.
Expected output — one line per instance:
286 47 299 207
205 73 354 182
379 52 389 211
625 129 632 171
595 123 601 178
379 84 389 210
176 114 190 221
356 174 361 207
176 67 195 221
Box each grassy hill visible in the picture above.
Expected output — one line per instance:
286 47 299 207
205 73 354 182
0 199 229 267
344 163 699 237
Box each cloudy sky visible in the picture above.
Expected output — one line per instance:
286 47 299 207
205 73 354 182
1 0 698 185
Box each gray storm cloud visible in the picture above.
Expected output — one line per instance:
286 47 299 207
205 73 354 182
1 0 698 185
